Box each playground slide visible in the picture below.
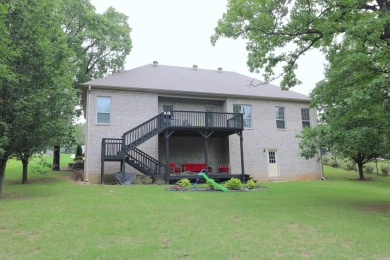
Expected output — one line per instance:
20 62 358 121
196 172 228 192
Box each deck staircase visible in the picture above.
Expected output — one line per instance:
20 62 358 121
102 112 168 179
125 148 165 179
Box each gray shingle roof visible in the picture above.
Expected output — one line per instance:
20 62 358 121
82 64 309 102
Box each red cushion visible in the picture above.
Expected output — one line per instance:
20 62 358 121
218 166 229 172
182 163 211 172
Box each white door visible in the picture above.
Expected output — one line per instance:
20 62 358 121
267 149 279 177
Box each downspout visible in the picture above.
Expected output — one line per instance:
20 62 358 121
85 85 92 182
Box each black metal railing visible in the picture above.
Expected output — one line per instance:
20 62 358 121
104 111 243 159
127 148 165 178
101 138 123 160
122 112 167 151
163 110 243 129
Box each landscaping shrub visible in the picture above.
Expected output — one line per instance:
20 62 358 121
75 144 83 161
246 179 256 189
381 165 390 176
153 177 165 185
225 177 242 190
365 165 374 174
73 169 84 182
345 161 356 171
104 173 116 184
133 175 153 184
331 161 339 168
322 157 330 165
176 178 191 189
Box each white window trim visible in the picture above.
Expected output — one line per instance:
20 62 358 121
97 96 111 125
233 104 252 129
301 108 311 128
275 106 286 130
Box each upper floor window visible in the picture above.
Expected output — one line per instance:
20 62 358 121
301 108 311 128
275 106 285 129
97 97 111 124
233 104 252 128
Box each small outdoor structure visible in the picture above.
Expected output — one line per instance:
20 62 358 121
101 110 246 184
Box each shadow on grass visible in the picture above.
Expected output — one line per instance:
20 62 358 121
356 201 390 213
0 171 73 200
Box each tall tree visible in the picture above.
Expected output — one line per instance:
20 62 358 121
0 0 77 184
0 3 16 192
299 39 390 180
212 0 389 89
212 0 389 180
51 0 132 170
0 0 132 190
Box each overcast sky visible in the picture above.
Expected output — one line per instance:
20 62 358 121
90 0 326 95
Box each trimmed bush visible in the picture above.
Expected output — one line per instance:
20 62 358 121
75 144 83 160
365 165 374 174
381 166 390 176
246 179 256 189
176 178 191 189
225 177 242 190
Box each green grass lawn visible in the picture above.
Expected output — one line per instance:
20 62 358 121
1 158 389 259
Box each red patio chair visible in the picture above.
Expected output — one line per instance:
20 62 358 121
168 163 182 173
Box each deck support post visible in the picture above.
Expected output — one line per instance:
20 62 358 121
165 130 175 184
101 159 104 185
101 138 105 184
199 130 214 174
238 131 245 183
121 136 126 175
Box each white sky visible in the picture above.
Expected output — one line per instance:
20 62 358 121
90 0 326 95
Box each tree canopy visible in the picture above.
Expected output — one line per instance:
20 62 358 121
213 0 389 180
0 0 132 191
212 0 389 89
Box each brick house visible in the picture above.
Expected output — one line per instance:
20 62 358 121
81 62 322 184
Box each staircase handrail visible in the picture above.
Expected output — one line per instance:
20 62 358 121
127 148 165 178
128 148 166 168
122 112 167 149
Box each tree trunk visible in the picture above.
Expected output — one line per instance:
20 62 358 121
0 158 7 194
22 158 28 184
52 144 60 171
357 160 365 180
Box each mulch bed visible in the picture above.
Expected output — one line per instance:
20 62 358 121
165 185 268 192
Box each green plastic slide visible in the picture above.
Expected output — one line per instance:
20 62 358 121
198 172 228 192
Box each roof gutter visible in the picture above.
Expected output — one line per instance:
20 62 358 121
81 84 310 103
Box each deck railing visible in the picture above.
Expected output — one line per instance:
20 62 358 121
121 110 243 152
164 110 243 130
101 138 123 160
122 112 167 150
